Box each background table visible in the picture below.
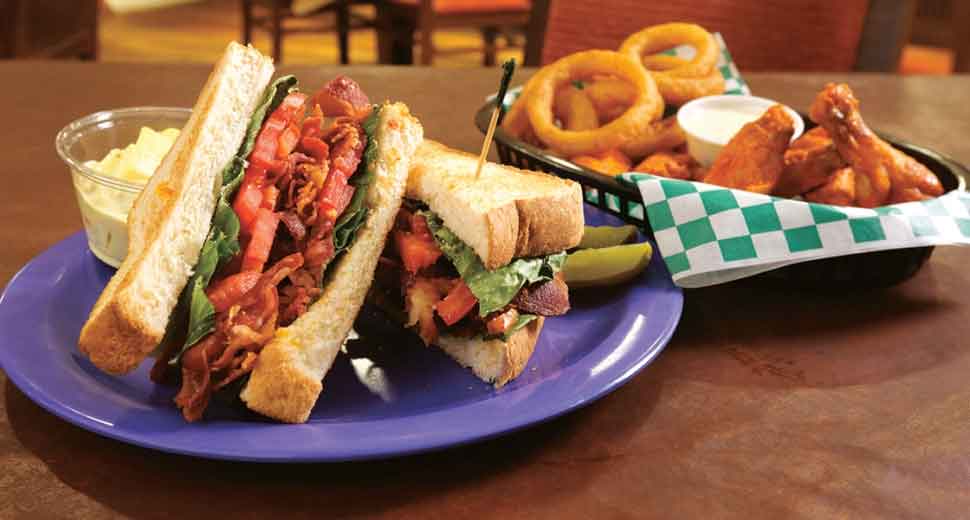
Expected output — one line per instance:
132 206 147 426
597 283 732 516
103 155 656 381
2 63 969 518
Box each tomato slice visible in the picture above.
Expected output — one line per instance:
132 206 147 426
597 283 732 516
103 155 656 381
249 117 286 170
205 271 262 313
233 178 264 232
436 280 477 326
240 208 279 272
395 230 442 274
248 92 308 170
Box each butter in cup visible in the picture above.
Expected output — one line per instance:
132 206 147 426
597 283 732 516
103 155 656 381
676 95 804 168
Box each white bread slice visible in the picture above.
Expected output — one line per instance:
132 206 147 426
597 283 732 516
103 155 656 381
407 139 584 270
436 317 544 388
240 102 423 423
78 42 275 374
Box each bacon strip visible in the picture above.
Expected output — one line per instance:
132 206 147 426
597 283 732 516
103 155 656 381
279 211 306 242
512 275 570 317
313 75 372 120
174 254 302 421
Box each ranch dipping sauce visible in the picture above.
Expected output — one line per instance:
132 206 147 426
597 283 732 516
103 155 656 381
695 104 768 144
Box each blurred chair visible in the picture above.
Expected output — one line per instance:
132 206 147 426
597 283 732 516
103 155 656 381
377 0 531 65
0 0 99 59
241 0 377 63
907 0 970 73
525 0 913 72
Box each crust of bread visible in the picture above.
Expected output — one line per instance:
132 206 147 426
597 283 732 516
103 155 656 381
436 317 544 387
407 139 584 270
240 102 423 423
78 42 274 374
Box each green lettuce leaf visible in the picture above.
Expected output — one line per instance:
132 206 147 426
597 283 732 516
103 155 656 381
420 211 566 316
163 76 298 364
179 198 240 350
332 105 382 255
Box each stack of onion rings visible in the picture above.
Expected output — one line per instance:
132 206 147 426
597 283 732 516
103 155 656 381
499 22 727 175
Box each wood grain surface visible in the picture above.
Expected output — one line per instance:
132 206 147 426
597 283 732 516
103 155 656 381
2 62 970 518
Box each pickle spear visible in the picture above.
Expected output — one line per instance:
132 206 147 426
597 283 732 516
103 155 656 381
563 242 653 288
576 225 638 249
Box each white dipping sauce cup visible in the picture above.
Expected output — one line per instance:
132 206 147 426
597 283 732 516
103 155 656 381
56 107 191 268
676 95 804 168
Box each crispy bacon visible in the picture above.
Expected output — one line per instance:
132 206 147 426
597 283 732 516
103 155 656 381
304 235 335 274
214 352 258 391
279 266 321 325
173 332 221 422
313 75 372 120
174 254 302 421
279 211 306 242
512 275 570 317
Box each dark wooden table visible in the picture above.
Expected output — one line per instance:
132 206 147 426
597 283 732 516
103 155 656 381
2 62 970 518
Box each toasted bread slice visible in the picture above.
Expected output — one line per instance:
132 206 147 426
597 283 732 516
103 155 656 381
436 317 543 387
78 43 275 375
407 139 584 270
240 102 424 423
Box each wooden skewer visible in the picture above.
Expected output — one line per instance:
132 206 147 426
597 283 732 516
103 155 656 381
475 107 501 180
475 59 517 180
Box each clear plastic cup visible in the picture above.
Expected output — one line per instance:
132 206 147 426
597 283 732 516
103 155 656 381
55 107 191 267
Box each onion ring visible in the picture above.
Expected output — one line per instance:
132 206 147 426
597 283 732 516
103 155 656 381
554 85 599 131
583 76 637 123
640 54 690 71
653 70 725 106
619 115 686 160
525 50 664 157
619 23 726 105
620 23 719 77
500 72 543 140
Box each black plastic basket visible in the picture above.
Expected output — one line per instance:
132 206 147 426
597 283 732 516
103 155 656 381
475 99 970 287
476 102 648 227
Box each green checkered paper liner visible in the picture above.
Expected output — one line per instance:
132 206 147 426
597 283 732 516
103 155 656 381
619 173 970 288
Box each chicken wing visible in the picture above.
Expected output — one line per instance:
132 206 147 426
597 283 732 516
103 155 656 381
809 83 942 207
702 104 794 194
774 127 846 198
633 151 698 180
804 167 856 206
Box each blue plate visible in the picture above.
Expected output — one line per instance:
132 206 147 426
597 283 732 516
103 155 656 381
0 207 682 462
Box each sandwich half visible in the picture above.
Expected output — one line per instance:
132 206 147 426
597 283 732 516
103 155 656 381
78 42 423 423
370 139 584 386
